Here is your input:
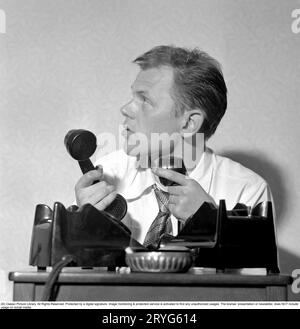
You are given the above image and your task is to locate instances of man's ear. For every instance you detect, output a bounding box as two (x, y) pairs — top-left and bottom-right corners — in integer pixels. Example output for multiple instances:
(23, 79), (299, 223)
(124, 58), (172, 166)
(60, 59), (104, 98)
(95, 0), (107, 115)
(180, 109), (204, 136)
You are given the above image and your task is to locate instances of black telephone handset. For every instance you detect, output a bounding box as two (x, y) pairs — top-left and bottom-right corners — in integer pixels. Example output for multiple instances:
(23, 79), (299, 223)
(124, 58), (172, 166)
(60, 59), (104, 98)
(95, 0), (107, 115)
(64, 129), (127, 221)
(153, 155), (187, 236)
(154, 155), (187, 187)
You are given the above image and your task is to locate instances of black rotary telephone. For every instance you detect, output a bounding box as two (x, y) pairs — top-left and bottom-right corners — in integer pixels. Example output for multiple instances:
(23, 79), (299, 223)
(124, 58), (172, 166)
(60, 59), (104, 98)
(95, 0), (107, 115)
(29, 129), (280, 276)
(29, 129), (135, 271)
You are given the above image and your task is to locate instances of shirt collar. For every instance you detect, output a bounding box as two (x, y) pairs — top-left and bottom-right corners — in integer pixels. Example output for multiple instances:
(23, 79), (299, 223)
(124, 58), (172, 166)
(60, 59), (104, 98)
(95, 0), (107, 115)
(118, 156), (156, 200)
(189, 147), (214, 193)
(119, 147), (215, 200)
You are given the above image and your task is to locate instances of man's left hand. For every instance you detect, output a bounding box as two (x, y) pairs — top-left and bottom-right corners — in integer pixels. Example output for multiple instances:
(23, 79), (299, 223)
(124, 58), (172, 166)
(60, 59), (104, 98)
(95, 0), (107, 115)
(152, 167), (216, 221)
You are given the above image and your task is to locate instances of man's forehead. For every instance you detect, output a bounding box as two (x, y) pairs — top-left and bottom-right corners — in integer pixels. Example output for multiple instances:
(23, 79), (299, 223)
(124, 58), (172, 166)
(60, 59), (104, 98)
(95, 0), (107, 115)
(131, 66), (174, 92)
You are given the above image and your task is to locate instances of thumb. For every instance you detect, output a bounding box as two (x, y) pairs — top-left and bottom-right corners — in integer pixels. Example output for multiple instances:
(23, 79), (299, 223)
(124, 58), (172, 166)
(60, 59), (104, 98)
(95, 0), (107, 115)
(95, 164), (103, 175)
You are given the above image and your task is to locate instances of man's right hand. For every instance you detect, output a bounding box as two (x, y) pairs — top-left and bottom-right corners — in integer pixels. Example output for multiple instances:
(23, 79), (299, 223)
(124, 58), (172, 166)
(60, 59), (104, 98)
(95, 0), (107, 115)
(75, 166), (117, 211)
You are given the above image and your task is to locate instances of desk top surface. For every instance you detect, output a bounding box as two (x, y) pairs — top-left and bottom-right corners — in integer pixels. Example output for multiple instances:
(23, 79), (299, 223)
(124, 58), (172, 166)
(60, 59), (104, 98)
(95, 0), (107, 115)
(9, 268), (292, 286)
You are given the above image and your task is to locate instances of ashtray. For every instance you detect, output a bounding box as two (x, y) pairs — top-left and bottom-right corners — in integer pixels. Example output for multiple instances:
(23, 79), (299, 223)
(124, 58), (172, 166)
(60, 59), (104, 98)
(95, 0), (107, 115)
(125, 246), (193, 273)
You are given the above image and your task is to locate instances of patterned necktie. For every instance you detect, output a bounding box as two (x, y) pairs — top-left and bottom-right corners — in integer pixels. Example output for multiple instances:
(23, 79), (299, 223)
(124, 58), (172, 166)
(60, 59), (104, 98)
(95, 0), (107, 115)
(143, 185), (172, 249)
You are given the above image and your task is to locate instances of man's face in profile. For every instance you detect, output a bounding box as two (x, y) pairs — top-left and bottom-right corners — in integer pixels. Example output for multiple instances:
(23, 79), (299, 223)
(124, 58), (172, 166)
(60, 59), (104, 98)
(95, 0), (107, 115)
(121, 65), (184, 161)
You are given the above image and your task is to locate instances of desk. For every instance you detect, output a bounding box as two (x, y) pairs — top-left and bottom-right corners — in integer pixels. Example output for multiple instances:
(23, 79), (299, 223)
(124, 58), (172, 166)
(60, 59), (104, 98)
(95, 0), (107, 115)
(9, 268), (292, 301)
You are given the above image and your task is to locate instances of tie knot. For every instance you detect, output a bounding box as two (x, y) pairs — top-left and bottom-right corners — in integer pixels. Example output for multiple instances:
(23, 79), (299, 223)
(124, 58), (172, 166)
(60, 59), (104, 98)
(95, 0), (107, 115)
(154, 185), (169, 213)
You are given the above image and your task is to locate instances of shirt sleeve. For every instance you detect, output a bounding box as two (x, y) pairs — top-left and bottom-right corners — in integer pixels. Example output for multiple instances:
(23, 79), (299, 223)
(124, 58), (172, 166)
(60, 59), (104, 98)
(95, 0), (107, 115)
(241, 181), (272, 206)
(240, 180), (276, 221)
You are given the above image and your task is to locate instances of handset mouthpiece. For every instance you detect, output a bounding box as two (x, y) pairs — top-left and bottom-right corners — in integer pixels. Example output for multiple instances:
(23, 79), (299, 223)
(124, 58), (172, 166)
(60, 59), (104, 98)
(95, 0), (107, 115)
(154, 156), (187, 187)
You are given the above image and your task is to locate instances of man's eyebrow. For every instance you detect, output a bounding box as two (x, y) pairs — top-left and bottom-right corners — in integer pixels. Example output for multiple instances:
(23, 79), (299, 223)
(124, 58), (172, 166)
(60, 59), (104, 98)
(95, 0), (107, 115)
(131, 86), (151, 97)
(131, 87), (156, 105)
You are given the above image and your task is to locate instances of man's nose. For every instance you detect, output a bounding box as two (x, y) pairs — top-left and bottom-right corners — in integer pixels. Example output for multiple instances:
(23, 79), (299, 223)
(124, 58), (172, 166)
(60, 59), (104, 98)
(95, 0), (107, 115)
(120, 100), (136, 119)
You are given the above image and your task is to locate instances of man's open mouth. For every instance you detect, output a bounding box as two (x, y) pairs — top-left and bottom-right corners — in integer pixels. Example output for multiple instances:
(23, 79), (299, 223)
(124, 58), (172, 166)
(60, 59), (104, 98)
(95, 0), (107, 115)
(122, 125), (134, 137)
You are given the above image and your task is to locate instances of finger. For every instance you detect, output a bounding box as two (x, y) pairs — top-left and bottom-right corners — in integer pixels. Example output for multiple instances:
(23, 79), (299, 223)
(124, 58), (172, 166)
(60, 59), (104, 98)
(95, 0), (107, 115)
(168, 204), (186, 221)
(168, 195), (179, 205)
(152, 167), (188, 186)
(168, 203), (176, 215)
(166, 185), (182, 195)
(85, 183), (115, 203)
(95, 165), (103, 174)
(75, 169), (103, 190)
(94, 191), (118, 211)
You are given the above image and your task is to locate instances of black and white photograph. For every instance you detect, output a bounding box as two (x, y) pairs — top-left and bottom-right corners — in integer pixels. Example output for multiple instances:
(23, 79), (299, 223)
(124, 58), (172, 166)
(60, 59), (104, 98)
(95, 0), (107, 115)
(0, 0), (299, 319)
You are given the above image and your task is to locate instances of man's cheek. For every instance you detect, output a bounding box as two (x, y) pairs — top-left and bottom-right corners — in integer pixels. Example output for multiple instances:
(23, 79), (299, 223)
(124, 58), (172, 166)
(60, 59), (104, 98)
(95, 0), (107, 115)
(151, 118), (173, 133)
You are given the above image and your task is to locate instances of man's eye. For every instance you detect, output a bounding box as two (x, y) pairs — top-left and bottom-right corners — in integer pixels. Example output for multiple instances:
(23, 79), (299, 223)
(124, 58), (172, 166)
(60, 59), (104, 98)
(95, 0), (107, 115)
(136, 94), (153, 107)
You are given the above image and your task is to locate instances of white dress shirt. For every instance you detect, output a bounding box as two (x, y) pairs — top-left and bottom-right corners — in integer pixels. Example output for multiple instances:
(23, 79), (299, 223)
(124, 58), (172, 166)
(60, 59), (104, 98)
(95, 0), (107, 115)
(94, 147), (273, 244)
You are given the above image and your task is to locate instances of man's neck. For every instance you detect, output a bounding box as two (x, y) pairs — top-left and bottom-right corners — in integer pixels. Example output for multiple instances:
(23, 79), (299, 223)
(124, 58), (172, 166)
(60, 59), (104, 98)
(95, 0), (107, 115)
(135, 135), (205, 173)
(179, 136), (205, 175)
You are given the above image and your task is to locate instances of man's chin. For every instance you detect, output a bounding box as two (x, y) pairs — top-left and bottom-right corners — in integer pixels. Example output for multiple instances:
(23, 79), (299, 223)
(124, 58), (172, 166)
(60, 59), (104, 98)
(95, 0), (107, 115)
(122, 142), (146, 157)
(122, 143), (152, 168)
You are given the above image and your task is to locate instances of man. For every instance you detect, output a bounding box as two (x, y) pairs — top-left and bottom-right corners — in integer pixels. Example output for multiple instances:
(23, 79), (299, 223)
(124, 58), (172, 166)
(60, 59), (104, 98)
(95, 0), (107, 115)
(75, 45), (273, 245)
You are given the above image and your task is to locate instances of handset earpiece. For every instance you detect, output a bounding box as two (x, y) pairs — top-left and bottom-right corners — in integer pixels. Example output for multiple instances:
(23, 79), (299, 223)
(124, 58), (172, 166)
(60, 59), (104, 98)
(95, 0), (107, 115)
(64, 129), (97, 174)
